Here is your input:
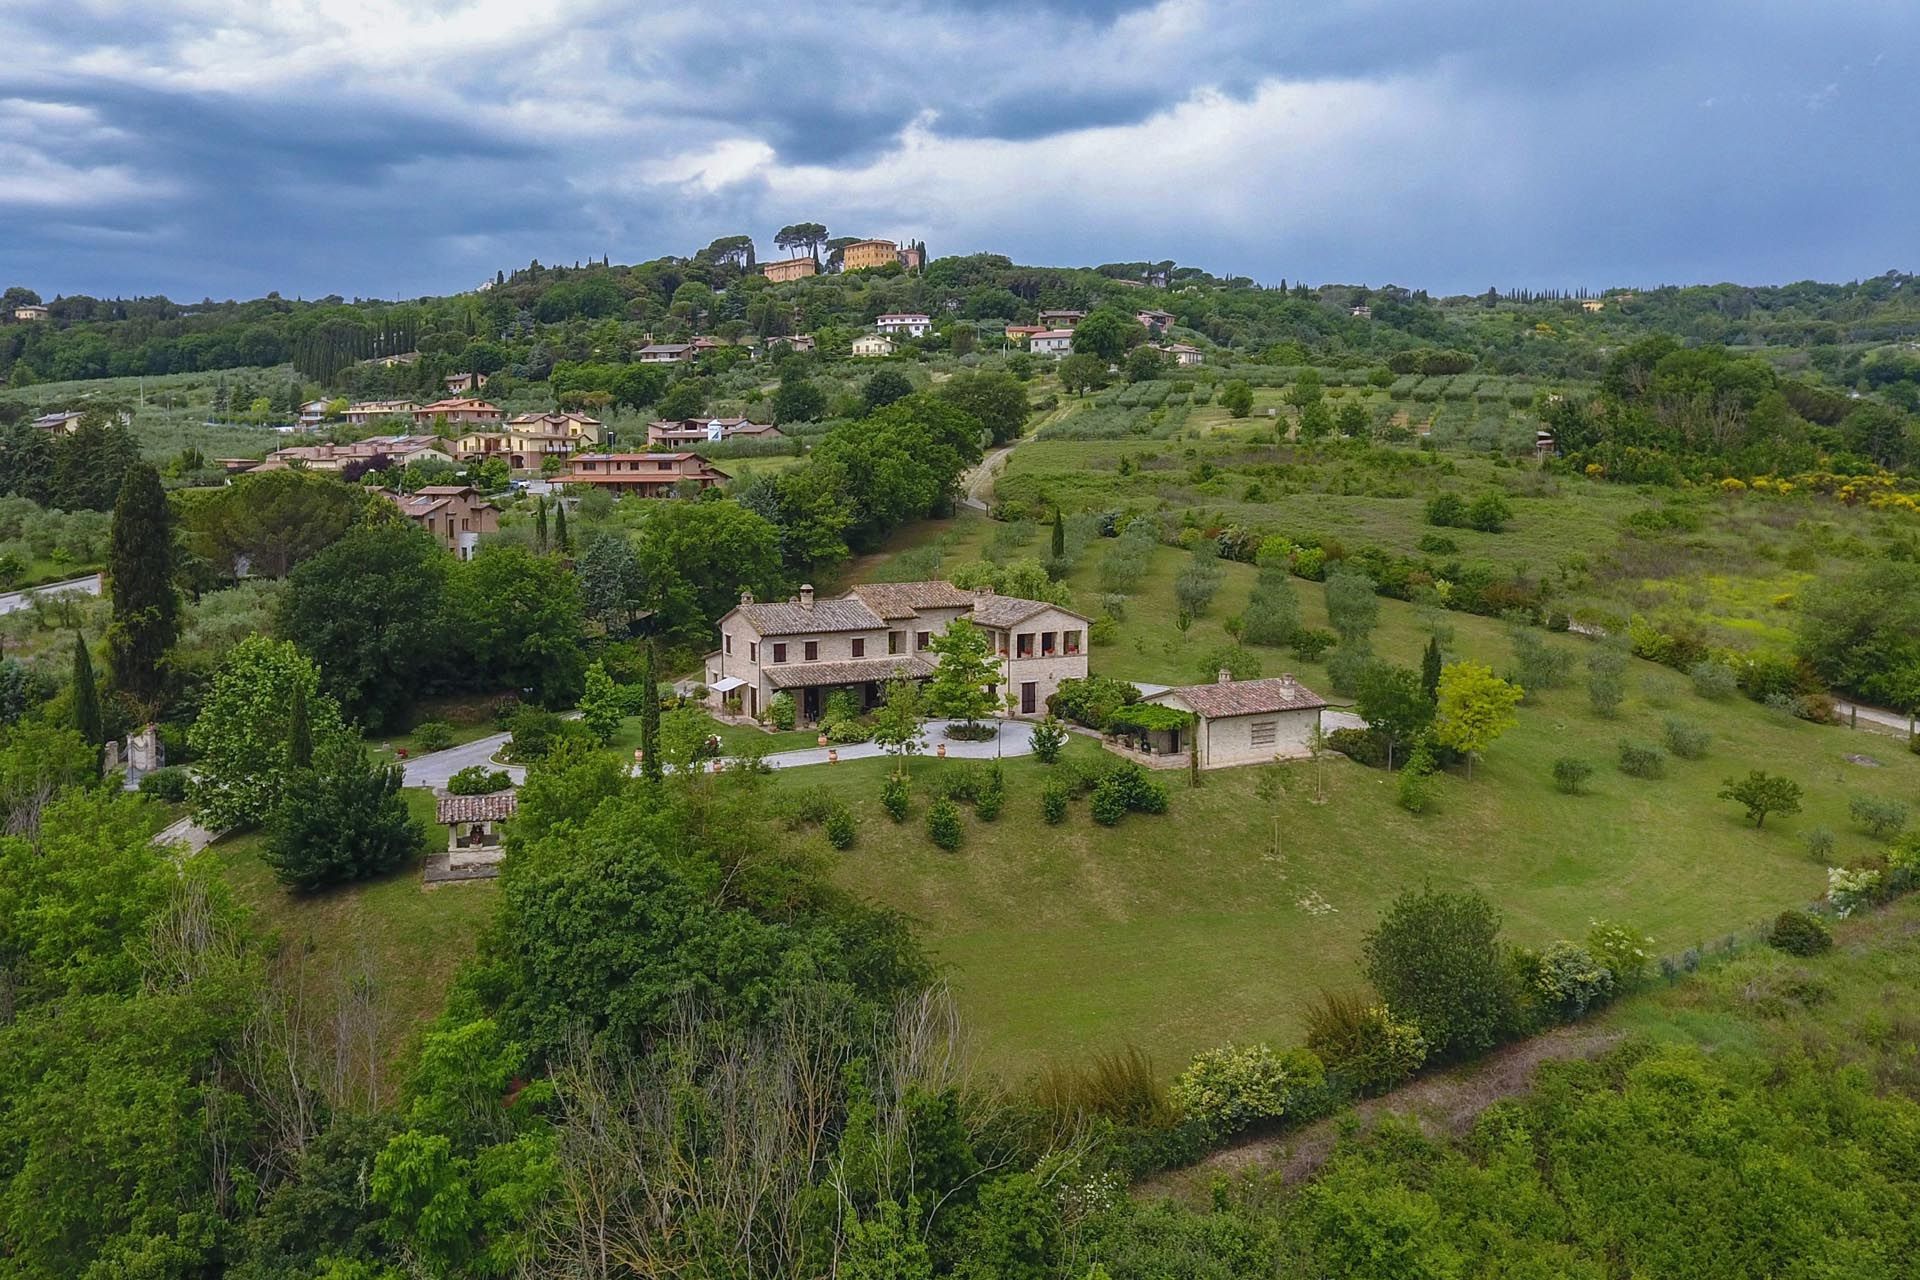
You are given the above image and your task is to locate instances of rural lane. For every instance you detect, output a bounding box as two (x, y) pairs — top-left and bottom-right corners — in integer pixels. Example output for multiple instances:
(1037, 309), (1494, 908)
(0, 572), (101, 616)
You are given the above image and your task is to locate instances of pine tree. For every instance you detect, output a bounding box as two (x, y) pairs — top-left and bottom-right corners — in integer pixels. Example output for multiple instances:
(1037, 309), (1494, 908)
(640, 640), (662, 783)
(71, 632), (103, 748)
(554, 500), (571, 554)
(534, 496), (550, 555)
(1421, 635), (1444, 703)
(1051, 509), (1066, 560)
(105, 463), (179, 703)
(288, 681), (313, 769)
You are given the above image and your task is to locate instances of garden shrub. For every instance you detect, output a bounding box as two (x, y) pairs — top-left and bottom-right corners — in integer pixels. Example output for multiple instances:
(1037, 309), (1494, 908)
(1416, 532), (1458, 555)
(1617, 741), (1666, 779)
(507, 706), (564, 760)
(927, 798), (963, 850)
(412, 720), (455, 752)
(881, 775), (909, 822)
(1029, 715), (1067, 764)
(1767, 909), (1832, 956)
(1168, 1043), (1327, 1138)
(1327, 727), (1387, 768)
(447, 765), (512, 795)
(1801, 826), (1836, 861)
(1465, 492), (1513, 532)
(824, 807), (856, 850)
(1662, 718), (1711, 760)
(1425, 493), (1468, 527)
(767, 692), (796, 731)
(827, 718), (872, 745)
(1826, 865), (1880, 917)
(975, 765), (1005, 821)
(1586, 920), (1653, 988)
(1526, 941), (1615, 1020)
(1849, 794), (1908, 840)
(1041, 780), (1069, 824)
(943, 720), (997, 741)
(1396, 749), (1436, 814)
(137, 765), (191, 803)
(1552, 756), (1593, 795)
(1304, 993), (1428, 1095)
(1090, 779), (1128, 826)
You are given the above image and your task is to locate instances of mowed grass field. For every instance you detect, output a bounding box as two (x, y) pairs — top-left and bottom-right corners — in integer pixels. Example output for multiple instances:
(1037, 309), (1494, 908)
(807, 515), (1920, 1078)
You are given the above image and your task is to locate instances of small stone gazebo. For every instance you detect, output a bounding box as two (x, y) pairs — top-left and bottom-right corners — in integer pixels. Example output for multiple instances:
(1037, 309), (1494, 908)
(428, 791), (518, 884)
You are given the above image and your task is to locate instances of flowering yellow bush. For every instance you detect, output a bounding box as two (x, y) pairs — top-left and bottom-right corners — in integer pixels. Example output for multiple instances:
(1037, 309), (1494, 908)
(1719, 477), (1748, 493)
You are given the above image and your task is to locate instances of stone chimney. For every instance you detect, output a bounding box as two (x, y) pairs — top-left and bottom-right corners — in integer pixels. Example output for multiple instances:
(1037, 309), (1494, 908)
(1217, 668), (1234, 685)
(799, 584), (815, 608)
(740, 589), (754, 606)
(1281, 672), (1296, 687)
(975, 584), (995, 597)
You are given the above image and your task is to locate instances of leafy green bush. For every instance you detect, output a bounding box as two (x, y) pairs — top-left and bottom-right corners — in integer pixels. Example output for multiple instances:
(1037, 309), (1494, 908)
(1662, 718), (1712, 759)
(1552, 756), (1593, 795)
(881, 775), (909, 822)
(766, 692), (796, 731)
(942, 720), (998, 742)
(1168, 1043), (1326, 1138)
(1089, 761), (1168, 826)
(1465, 493), (1513, 532)
(1689, 660), (1739, 701)
(975, 765), (1005, 821)
(1802, 826), (1836, 861)
(1029, 715), (1067, 764)
(1416, 532), (1458, 555)
(1364, 886), (1519, 1060)
(1396, 752), (1436, 814)
(136, 765), (190, 803)
(1041, 780), (1068, 824)
(1618, 741), (1666, 779)
(827, 718), (871, 745)
(411, 720), (455, 752)
(1090, 780), (1128, 826)
(1425, 493), (1468, 527)
(1288, 627), (1336, 660)
(448, 765), (512, 795)
(824, 807), (856, 850)
(1849, 794), (1908, 840)
(927, 798), (962, 850)
(1586, 920), (1653, 988)
(1767, 909), (1832, 956)
(1304, 993), (1428, 1095)
(1327, 726), (1387, 768)
(1526, 941), (1615, 1019)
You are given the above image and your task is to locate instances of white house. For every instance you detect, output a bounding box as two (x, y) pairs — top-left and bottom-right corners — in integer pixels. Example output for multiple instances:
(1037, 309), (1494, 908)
(1143, 671), (1327, 769)
(875, 313), (932, 338)
(1029, 329), (1075, 358)
(297, 399), (330, 429)
(1159, 343), (1204, 367)
(852, 334), (896, 358)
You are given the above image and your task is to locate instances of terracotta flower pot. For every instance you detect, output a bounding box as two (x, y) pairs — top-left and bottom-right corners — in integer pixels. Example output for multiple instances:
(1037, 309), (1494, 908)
(828, 749), (839, 764)
(937, 743), (947, 758)
(817, 734), (830, 747)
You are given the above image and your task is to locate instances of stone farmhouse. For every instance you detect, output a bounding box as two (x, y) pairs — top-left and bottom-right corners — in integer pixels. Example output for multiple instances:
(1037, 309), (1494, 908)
(1142, 672), (1328, 769)
(704, 580), (1090, 725)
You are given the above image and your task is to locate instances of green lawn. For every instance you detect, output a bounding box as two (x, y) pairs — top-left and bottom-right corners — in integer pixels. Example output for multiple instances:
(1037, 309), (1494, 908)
(202, 788), (497, 1084)
(607, 708), (821, 756)
(813, 518), (1920, 1078)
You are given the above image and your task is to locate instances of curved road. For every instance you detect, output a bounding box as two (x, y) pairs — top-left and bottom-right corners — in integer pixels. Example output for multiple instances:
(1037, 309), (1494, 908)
(0, 572), (101, 616)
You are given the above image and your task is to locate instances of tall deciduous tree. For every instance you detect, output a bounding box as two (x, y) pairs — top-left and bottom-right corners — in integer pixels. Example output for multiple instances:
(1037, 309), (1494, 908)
(1432, 661), (1523, 779)
(104, 463), (179, 704)
(923, 620), (998, 727)
(188, 636), (347, 830)
(1364, 886), (1517, 1060)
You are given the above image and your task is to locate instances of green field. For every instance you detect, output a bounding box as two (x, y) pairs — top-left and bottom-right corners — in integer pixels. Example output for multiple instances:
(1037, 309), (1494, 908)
(810, 510), (1920, 1077)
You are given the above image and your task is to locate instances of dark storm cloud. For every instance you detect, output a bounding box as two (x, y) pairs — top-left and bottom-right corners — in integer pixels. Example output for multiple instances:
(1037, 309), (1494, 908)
(0, 0), (1914, 299)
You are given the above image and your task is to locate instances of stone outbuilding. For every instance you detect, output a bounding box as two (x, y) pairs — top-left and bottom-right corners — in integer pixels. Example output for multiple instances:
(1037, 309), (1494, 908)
(1143, 672), (1328, 770)
(431, 791), (517, 881)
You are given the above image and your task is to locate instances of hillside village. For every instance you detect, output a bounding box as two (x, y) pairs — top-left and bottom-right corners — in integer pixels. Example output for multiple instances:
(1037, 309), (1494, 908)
(2, 228), (1920, 1278)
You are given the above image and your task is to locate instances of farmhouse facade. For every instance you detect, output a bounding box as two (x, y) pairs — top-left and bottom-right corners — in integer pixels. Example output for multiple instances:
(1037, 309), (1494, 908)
(1144, 672), (1327, 769)
(704, 580), (1090, 724)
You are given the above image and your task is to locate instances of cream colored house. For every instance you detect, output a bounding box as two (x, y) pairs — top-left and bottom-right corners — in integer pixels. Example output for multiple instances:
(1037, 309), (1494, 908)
(705, 580), (1090, 724)
(841, 238), (906, 272)
(455, 412), (602, 467)
(1159, 342), (1204, 366)
(851, 334), (895, 358)
(763, 257), (818, 282)
(344, 400), (419, 428)
(1143, 672), (1327, 769)
(412, 398), (504, 428)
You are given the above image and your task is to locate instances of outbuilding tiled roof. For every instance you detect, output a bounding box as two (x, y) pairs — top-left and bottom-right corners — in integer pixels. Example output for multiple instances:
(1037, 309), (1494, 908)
(1154, 675), (1328, 719)
(764, 655), (935, 689)
(848, 580), (978, 619)
(968, 593), (1089, 628)
(436, 792), (518, 824)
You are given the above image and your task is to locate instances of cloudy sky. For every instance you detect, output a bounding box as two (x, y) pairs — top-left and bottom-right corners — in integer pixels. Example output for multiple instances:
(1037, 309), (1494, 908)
(2, 0), (1913, 302)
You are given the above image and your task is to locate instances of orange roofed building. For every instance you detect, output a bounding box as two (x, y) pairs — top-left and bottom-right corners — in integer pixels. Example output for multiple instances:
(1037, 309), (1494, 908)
(552, 452), (729, 497)
(380, 485), (499, 559)
(412, 398), (505, 428)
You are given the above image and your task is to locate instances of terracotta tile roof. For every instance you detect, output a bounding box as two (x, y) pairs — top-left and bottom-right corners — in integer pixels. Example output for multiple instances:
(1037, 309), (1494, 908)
(436, 791), (518, 823)
(967, 593), (1089, 628)
(765, 655), (935, 689)
(848, 580), (977, 619)
(1153, 676), (1328, 719)
(737, 596), (885, 636)
(416, 398), (500, 414)
(1030, 329), (1076, 341)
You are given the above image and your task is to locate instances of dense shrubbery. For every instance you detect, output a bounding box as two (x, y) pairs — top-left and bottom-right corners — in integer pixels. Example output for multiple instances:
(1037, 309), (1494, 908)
(1168, 1043), (1327, 1139)
(1767, 908), (1832, 955)
(448, 764), (513, 794)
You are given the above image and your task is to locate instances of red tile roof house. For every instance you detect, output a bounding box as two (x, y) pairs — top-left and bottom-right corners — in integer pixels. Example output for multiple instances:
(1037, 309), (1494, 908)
(381, 484), (500, 559)
(703, 581), (1090, 725)
(1029, 329), (1076, 357)
(411, 398), (505, 428)
(1141, 671), (1328, 769)
(551, 452), (729, 497)
(244, 434), (450, 473)
(645, 417), (785, 446)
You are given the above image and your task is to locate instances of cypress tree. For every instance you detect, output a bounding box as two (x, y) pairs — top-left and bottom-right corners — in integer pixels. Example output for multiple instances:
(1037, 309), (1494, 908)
(1051, 509), (1066, 561)
(640, 640), (662, 783)
(1421, 635), (1444, 704)
(71, 632), (103, 748)
(554, 501), (571, 554)
(534, 496), (549, 555)
(288, 681), (313, 769)
(105, 462), (179, 703)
